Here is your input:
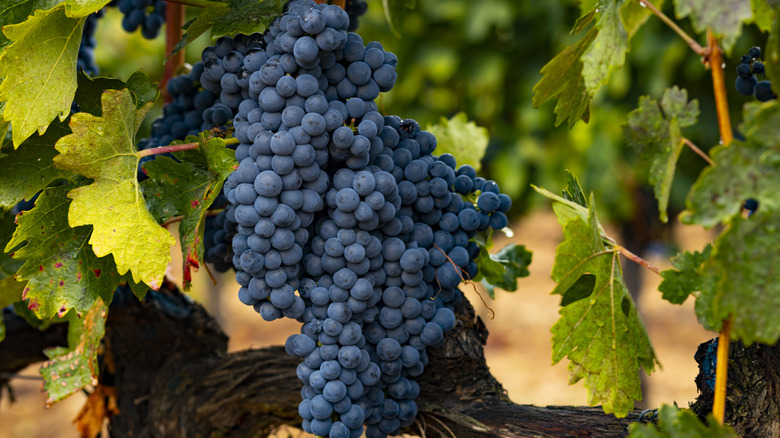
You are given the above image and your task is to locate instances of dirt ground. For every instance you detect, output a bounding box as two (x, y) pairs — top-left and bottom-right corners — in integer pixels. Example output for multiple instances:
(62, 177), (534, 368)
(0, 211), (716, 438)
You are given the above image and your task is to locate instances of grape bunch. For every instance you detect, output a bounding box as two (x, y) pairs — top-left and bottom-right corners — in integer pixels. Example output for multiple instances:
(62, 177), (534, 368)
(735, 46), (776, 102)
(116, 0), (166, 39)
(213, 1), (513, 436)
(78, 10), (104, 77)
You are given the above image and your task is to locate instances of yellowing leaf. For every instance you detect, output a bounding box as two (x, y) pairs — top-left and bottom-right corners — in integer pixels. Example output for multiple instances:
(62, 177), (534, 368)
(0, 5), (83, 147)
(53, 89), (173, 289)
(40, 298), (108, 406)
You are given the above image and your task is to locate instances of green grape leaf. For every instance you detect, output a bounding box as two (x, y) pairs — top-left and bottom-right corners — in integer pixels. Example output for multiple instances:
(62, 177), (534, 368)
(538, 187), (657, 417)
(621, 0), (662, 37)
(0, 277), (26, 343)
(0, 119), (73, 209)
(61, 0), (110, 18)
(0, 5), (84, 147)
(695, 211), (780, 345)
(477, 243), (532, 298)
(673, 0), (752, 51)
(628, 405), (740, 437)
(658, 244), (712, 305)
(0, 0), (60, 52)
(53, 89), (174, 289)
(141, 136), (237, 289)
(739, 100), (780, 148)
(766, 15), (780, 88)
(382, 0), (416, 37)
(171, 0), (283, 56)
(682, 141), (780, 227)
(562, 169), (589, 208)
(532, 27), (597, 128)
(581, 0), (628, 95)
(4, 185), (124, 319)
(751, 0), (775, 32)
(73, 70), (158, 116)
(626, 86), (699, 223)
(0, 210), (24, 278)
(425, 112), (489, 172)
(40, 298), (108, 406)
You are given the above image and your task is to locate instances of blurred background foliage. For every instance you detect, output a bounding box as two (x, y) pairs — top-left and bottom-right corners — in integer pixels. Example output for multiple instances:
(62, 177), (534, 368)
(94, 0), (768, 237)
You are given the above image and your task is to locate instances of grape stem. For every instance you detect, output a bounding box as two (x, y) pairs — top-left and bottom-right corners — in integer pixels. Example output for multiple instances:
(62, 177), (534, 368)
(682, 137), (715, 167)
(707, 30), (734, 146)
(638, 0), (709, 56)
(707, 28), (734, 426)
(137, 137), (240, 158)
(162, 2), (186, 104)
(614, 244), (662, 276)
(713, 316), (732, 424)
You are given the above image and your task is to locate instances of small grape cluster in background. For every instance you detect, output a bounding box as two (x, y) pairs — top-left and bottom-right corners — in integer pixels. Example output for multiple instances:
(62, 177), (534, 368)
(735, 46), (776, 102)
(117, 0), (167, 39)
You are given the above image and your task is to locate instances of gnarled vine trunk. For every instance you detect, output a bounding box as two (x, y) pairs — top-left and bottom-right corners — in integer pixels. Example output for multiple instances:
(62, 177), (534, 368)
(2, 288), (778, 437)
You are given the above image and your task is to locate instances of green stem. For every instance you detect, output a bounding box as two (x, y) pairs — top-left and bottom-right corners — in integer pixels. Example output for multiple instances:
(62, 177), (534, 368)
(639, 0), (708, 56)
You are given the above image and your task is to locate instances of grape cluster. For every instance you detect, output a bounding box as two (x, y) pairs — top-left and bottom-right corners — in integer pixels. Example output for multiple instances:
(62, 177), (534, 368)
(216, 2), (512, 436)
(78, 10), (104, 77)
(345, 0), (368, 31)
(117, 0), (166, 39)
(735, 46), (776, 102)
(203, 193), (236, 272)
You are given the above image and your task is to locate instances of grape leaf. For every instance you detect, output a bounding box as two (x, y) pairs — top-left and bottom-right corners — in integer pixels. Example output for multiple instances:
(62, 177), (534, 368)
(682, 141), (780, 227)
(426, 112), (489, 172)
(382, 0), (416, 37)
(0, 0), (61, 52)
(562, 169), (589, 208)
(53, 88), (174, 290)
(628, 404), (739, 437)
(0, 5), (84, 147)
(141, 136), (237, 289)
(626, 86), (699, 223)
(40, 297), (108, 406)
(171, 0), (283, 57)
(621, 0), (662, 37)
(0, 119), (73, 209)
(532, 27), (596, 128)
(581, 0), (628, 95)
(537, 187), (657, 417)
(658, 244), (711, 305)
(73, 70), (158, 117)
(766, 15), (780, 88)
(0, 209), (23, 278)
(673, 0), (752, 51)
(4, 185), (124, 319)
(695, 211), (780, 345)
(61, 0), (110, 18)
(751, 0), (775, 32)
(476, 243), (532, 298)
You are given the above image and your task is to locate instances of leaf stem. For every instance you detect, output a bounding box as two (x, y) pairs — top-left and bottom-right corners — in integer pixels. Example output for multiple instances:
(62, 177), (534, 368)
(137, 137), (239, 158)
(713, 316), (732, 424)
(707, 30), (734, 146)
(162, 2), (186, 104)
(638, 0), (708, 56)
(614, 244), (662, 276)
(682, 137), (715, 167)
(137, 142), (200, 157)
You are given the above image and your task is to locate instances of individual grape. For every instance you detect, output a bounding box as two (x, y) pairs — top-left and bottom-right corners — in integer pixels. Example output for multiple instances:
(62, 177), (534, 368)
(749, 46), (761, 59)
(736, 75), (758, 96)
(754, 80), (776, 102)
(753, 61), (765, 75)
(736, 63), (752, 78)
